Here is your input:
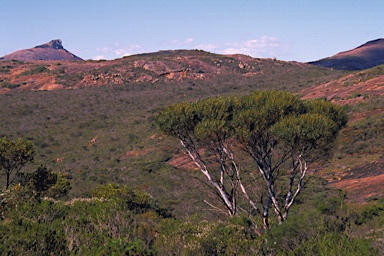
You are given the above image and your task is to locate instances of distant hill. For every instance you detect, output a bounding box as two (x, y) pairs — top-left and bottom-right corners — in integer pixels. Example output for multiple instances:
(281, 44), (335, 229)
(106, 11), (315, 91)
(0, 39), (82, 61)
(309, 39), (384, 70)
(0, 49), (344, 93)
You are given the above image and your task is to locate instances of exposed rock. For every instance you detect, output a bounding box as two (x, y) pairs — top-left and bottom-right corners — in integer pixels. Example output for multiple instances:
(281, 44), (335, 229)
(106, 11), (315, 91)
(35, 39), (64, 49)
(0, 49), (338, 93)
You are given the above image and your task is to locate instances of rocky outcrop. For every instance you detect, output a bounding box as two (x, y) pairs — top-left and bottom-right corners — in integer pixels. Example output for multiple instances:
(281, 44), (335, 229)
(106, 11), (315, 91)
(0, 49), (330, 93)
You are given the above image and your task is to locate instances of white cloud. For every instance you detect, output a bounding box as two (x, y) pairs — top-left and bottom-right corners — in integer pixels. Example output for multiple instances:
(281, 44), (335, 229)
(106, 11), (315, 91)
(90, 36), (289, 60)
(170, 39), (179, 44)
(194, 43), (219, 52)
(220, 36), (289, 58)
(94, 44), (145, 59)
(185, 38), (194, 44)
(164, 38), (194, 48)
(96, 47), (111, 53)
(114, 45), (143, 57)
(92, 55), (105, 60)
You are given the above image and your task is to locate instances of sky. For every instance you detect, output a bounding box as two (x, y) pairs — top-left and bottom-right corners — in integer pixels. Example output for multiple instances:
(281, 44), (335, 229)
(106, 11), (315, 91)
(1, 1), (383, 62)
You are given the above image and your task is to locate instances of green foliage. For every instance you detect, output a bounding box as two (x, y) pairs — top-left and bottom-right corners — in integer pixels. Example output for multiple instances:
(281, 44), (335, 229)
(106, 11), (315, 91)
(305, 98), (348, 129)
(270, 113), (339, 157)
(1, 81), (20, 89)
(0, 184), (169, 255)
(44, 172), (71, 199)
(0, 216), (68, 255)
(0, 174), (381, 255)
(156, 90), (347, 226)
(154, 216), (262, 255)
(19, 65), (49, 76)
(233, 91), (306, 141)
(356, 201), (384, 225)
(290, 232), (378, 256)
(27, 165), (58, 193)
(0, 65), (12, 74)
(92, 183), (171, 217)
(155, 102), (200, 138)
(337, 112), (384, 156)
(0, 165), (71, 219)
(0, 60), (382, 254)
(83, 238), (152, 255)
(0, 137), (35, 189)
(194, 96), (243, 142)
(260, 188), (380, 255)
(19, 165), (71, 199)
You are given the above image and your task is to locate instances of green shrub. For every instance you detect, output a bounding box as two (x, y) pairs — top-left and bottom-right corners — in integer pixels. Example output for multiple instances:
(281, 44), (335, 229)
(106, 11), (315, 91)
(0, 66), (11, 74)
(1, 81), (20, 89)
(357, 203), (384, 225)
(291, 232), (379, 256)
(19, 65), (48, 76)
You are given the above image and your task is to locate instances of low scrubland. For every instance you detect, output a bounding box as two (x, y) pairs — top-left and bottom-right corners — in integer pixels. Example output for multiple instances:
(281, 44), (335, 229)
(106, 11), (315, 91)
(0, 62), (383, 254)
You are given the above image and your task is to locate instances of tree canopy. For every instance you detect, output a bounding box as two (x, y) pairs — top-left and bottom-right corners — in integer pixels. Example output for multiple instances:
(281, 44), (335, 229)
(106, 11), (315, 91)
(0, 137), (35, 189)
(156, 90), (347, 229)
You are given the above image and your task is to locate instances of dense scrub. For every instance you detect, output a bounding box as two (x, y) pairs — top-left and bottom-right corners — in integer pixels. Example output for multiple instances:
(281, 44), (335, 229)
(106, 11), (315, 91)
(0, 177), (381, 255)
(0, 66), (383, 253)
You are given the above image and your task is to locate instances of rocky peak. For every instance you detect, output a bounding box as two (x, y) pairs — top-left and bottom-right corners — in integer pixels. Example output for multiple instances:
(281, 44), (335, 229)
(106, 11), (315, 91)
(0, 39), (82, 61)
(34, 39), (64, 49)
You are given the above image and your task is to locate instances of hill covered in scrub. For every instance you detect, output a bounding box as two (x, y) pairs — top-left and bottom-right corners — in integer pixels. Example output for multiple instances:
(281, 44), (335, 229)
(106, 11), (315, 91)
(0, 40), (383, 254)
(0, 49), (345, 94)
(0, 43), (383, 204)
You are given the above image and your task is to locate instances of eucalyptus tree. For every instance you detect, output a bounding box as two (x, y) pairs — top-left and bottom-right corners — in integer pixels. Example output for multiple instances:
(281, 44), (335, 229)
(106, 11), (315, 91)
(233, 91), (347, 227)
(156, 96), (257, 216)
(0, 137), (35, 189)
(156, 90), (347, 229)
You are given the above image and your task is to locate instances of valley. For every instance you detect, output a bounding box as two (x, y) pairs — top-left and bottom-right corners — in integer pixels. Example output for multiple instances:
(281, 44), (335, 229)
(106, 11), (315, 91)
(0, 41), (383, 254)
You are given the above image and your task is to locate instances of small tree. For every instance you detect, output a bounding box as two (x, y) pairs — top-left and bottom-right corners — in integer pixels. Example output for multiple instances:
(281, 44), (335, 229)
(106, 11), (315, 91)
(156, 90), (347, 229)
(156, 97), (249, 215)
(233, 91), (347, 227)
(28, 165), (57, 194)
(0, 137), (35, 189)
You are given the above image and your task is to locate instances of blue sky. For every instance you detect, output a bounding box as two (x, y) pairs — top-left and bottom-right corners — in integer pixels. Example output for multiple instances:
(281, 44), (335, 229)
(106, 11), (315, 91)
(1, 1), (383, 62)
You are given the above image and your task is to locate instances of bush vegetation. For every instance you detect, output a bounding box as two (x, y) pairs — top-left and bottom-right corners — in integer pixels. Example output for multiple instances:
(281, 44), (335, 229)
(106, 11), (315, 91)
(0, 59), (382, 253)
(0, 175), (380, 255)
(18, 65), (49, 76)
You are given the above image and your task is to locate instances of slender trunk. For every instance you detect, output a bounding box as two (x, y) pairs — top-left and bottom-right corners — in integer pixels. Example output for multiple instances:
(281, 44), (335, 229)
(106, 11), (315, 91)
(238, 178), (261, 215)
(181, 139), (236, 215)
(263, 195), (271, 229)
(284, 164), (296, 221)
(267, 179), (283, 224)
(284, 156), (308, 220)
(225, 145), (261, 216)
(6, 172), (10, 189)
(283, 208), (289, 220)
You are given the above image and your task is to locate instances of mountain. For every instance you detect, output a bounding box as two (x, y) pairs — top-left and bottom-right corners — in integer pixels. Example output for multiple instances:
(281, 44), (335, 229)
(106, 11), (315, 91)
(0, 39), (82, 61)
(309, 38), (384, 70)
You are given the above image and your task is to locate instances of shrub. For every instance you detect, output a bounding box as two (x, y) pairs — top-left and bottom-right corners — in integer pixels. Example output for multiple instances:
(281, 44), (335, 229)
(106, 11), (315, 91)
(19, 65), (48, 76)
(1, 81), (20, 89)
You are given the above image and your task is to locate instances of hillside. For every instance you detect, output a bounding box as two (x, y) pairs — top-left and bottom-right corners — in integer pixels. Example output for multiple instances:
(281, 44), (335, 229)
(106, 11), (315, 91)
(0, 47), (383, 254)
(0, 39), (82, 62)
(299, 65), (384, 202)
(0, 49), (347, 94)
(0, 46), (383, 200)
(0, 45), (382, 202)
(309, 39), (384, 70)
